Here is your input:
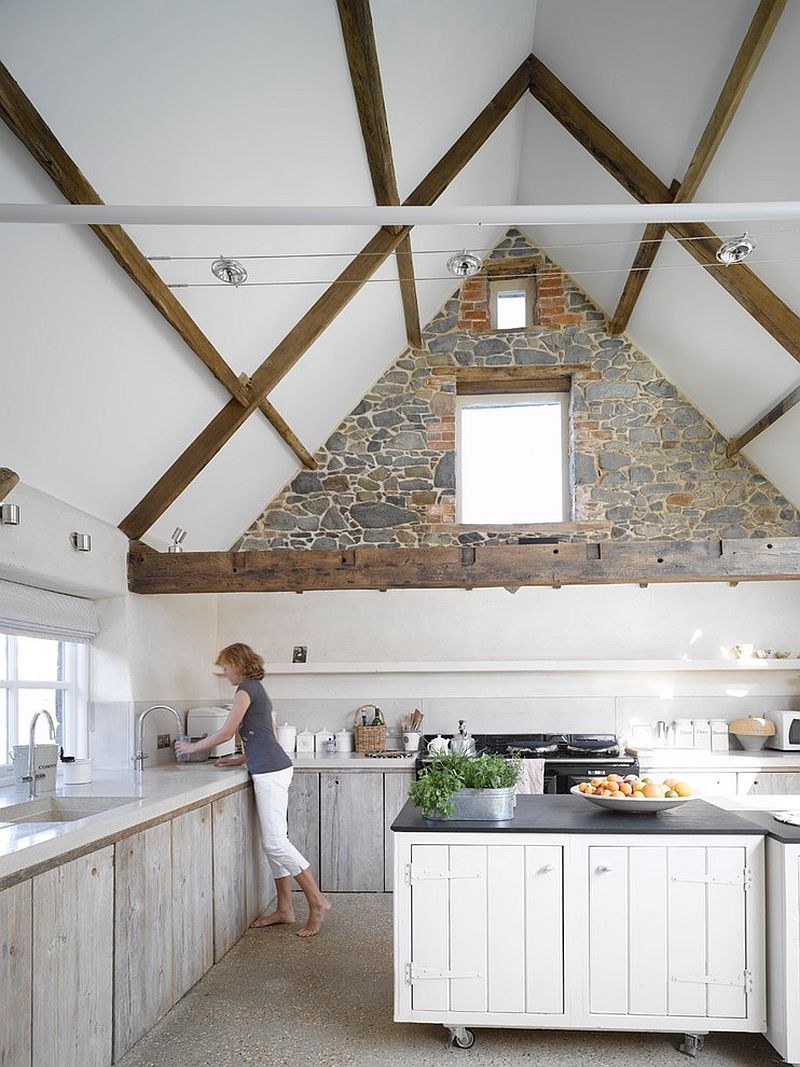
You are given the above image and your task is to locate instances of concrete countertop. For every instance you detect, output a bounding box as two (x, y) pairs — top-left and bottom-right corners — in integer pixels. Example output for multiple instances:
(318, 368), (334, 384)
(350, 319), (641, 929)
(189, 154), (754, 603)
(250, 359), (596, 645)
(629, 747), (800, 771)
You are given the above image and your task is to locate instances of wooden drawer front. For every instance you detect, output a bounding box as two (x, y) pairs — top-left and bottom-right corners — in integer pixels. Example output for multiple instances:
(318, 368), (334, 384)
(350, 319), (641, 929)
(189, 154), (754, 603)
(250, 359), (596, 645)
(589, 846), (748, 1019)
(738, 771), (800, 796)
(409, 844), (564, 1016)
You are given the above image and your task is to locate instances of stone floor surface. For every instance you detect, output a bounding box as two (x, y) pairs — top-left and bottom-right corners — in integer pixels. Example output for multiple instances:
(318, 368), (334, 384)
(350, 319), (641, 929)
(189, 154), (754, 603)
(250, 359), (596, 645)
(117, 894), (783, 1067)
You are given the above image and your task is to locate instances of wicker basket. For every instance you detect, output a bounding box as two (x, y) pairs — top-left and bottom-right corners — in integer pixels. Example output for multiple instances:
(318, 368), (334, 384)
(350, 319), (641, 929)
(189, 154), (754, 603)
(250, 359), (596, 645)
(353, 704), (386, 752)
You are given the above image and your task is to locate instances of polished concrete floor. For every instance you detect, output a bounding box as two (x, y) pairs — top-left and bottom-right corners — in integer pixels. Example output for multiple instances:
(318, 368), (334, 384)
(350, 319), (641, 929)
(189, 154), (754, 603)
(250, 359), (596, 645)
(117, 894), (783, 1067)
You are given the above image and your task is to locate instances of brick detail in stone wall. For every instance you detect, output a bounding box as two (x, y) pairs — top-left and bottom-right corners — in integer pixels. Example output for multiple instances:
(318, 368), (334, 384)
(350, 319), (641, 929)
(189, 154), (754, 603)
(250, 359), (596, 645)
(234, 228), (800, 550)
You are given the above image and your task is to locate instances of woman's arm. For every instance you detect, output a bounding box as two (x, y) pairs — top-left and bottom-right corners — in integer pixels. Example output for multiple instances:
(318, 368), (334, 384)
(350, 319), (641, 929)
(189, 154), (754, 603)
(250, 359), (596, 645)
(175, 691), (250, 756)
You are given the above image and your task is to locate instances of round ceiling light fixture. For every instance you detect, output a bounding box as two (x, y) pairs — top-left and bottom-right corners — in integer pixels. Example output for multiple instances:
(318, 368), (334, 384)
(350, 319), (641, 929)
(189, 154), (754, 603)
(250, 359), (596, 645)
(211, 255), (248, 286)
(446, 249), (483, 277)
(715, 231), (757, 265)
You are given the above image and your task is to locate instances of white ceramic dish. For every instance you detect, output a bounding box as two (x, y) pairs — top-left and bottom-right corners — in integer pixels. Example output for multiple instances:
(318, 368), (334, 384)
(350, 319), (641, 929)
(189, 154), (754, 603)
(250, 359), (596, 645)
(569, 784), (696, 814)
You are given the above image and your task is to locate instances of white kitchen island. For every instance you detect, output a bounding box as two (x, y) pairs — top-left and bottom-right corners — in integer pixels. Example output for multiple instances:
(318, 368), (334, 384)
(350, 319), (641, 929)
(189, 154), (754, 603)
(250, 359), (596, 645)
(391, 796), (767, 1055)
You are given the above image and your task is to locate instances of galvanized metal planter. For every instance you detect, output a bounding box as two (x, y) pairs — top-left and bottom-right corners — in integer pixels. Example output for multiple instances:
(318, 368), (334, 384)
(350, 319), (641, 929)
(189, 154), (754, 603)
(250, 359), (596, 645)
(426, 786), (516, 821)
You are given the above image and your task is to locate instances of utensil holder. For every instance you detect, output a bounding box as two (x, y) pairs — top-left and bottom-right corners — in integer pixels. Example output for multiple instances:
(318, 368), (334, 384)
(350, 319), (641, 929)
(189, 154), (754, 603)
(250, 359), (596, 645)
(353, 705), (386, 752)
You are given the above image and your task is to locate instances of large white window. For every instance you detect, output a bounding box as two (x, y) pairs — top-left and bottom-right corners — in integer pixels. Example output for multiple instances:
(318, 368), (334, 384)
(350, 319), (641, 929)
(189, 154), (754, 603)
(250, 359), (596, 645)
(457, 393), (569, 523)
(0, 633), (90, 770)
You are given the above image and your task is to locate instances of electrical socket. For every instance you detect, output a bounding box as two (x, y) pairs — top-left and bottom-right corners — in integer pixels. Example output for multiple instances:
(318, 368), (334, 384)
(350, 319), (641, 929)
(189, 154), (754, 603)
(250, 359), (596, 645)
(156, 734), (172, 749)
(292, 646), (308, 663)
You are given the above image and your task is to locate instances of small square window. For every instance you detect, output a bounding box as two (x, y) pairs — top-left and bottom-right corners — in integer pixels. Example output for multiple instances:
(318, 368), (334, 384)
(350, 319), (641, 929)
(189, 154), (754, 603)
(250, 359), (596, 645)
(489, 274), (537, 330)
(496, 290), (527, 329)
(457, 393), (569, 523)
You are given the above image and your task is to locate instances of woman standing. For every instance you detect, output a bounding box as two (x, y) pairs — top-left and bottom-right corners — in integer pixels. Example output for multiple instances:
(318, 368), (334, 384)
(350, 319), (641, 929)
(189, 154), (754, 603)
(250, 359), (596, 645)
(176, 642), (330, 938)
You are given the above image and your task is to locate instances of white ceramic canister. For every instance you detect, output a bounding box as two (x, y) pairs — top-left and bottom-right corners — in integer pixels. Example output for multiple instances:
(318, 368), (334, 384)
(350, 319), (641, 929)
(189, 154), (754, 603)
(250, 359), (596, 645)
(12, 744), (58, 792)
(691, 719), (711, 750)
(295, 729), (314, 754)
(710, 719), (730, 752)
(672, 719), (694, 748)
(276, 723), (296, 754)
(61, 758), (92, 785)
(335, 729), (354, 753)
(314, 728), (334, 754)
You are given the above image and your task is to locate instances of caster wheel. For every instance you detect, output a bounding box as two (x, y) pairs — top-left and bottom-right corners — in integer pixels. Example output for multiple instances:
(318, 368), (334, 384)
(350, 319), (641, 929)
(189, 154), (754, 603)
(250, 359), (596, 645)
(448, 1028), (476, 1050)
(679, 1034), (705, 1057)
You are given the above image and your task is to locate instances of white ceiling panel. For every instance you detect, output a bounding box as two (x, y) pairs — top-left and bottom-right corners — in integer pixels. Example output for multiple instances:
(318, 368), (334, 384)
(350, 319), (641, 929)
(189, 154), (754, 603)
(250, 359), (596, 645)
(743, 404), (800, 516)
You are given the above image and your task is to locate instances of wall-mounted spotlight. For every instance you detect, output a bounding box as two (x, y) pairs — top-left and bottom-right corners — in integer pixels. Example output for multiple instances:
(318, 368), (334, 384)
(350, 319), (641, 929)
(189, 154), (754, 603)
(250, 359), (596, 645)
(71, 532), (92, 552)
(168, 527), (188, 553)
(0, 503), (20, 525)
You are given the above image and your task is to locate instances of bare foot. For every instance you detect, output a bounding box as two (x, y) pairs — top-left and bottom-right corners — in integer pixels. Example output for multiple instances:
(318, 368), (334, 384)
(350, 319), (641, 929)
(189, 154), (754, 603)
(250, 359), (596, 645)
(251, 908), (295, 929)
(297, 898), (332, 938)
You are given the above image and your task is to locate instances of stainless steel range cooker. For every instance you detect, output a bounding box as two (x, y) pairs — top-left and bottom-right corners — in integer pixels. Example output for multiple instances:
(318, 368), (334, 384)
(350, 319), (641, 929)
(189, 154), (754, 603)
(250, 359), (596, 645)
(415, 732), (638, 794)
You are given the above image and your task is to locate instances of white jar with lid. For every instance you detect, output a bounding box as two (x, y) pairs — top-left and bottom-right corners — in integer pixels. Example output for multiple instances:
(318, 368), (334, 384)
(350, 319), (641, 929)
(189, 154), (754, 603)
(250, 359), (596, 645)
(710, 719), (729, 751)
(276, 723), (296, 754)
(335, 729), (354, 753)
(314, 728), (334, 754)
(295, 728), (314, 754)
(691, 719), (711, 750)
(672, 719), (694, 748)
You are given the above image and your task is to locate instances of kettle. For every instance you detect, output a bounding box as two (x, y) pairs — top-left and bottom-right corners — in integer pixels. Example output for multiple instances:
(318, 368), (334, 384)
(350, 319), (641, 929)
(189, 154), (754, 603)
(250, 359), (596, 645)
(449, 719), (476, 758)
(427, 735), (449, 756)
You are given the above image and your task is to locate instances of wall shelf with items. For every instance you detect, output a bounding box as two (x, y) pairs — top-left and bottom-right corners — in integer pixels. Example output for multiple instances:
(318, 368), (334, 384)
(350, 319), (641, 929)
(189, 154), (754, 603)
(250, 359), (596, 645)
(265, 658), (800, 675)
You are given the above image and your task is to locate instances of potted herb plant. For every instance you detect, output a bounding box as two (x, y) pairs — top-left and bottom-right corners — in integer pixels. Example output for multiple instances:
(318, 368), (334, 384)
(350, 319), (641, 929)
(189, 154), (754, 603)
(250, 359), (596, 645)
(409, 751), (521, 821)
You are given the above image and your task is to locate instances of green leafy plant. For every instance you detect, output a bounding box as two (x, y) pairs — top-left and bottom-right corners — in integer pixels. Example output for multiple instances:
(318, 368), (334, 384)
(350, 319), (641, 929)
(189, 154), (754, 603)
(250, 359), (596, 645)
(409, 752), (521, 818)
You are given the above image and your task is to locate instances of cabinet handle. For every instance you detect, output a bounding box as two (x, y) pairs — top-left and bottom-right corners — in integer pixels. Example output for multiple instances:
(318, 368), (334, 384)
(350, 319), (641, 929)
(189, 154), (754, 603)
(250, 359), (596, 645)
(538, 863), (555, 874)
(596, 865), (614, 873)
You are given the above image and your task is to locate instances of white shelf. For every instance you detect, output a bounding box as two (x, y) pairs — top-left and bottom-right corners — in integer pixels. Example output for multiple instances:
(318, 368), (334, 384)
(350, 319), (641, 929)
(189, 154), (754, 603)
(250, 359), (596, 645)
(264, 658), (800, 675)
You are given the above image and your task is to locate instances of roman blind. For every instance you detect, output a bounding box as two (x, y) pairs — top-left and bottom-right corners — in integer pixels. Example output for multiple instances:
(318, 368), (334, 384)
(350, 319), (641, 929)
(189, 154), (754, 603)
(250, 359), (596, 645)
(0, 579), (99, 642)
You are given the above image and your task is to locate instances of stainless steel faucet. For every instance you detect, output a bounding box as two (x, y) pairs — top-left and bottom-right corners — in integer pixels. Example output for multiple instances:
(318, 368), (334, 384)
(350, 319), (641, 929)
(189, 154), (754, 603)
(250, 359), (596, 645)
(22, 709), (58, 798)
(134, 705), (183, 772)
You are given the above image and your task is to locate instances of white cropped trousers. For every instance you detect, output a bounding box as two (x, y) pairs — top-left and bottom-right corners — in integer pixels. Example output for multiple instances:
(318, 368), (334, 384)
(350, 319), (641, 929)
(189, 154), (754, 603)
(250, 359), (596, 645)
(251, 766), (310, 880)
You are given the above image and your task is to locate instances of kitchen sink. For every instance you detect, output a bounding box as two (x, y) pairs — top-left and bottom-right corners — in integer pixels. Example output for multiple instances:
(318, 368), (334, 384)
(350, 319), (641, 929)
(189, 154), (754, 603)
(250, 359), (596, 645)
(0, 795), (134, 826)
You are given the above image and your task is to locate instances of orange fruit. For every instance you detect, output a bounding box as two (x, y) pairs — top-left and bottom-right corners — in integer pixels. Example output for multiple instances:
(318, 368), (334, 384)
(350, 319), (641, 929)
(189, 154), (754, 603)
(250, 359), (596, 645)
(642, 783), (660, 798)
(674, 782), (692, 797)
(619, 782), (633, 795)
(632, 790), (645, 799)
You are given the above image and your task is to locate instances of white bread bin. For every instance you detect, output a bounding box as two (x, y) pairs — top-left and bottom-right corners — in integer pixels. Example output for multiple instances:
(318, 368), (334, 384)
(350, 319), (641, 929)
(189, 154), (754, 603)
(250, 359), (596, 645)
(186, 707), (236, 757)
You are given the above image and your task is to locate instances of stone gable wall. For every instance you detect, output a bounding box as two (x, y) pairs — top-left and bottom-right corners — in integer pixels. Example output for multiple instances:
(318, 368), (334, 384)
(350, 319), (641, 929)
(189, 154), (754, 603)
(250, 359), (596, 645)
(235, 229), (800, 550)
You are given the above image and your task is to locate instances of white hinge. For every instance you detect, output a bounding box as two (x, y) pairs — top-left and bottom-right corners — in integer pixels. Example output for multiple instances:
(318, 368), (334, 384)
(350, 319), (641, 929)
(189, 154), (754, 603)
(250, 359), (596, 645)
(405, 863), (482, 885)
(671, 970), (753, 993)
(670, 867), (752, 890)
(405, 962), (482, 984)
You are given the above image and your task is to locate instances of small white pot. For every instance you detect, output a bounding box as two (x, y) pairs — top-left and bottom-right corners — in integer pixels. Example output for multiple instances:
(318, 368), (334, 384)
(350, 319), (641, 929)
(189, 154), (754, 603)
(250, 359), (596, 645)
(60, 758), (92, 785)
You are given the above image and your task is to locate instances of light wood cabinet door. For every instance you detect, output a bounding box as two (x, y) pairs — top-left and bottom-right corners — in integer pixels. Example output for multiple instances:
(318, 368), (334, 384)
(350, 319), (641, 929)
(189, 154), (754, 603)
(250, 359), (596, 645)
(384, 771), (414, 891)
(114, 822), (173, 1060)
(244, 786), (275, 923)
(738, 771), (800, 795)
(0, 879), (32, 1067)
(172, 804), (214, 1000)
(288, 771), (320, 889)
(320, 771), (384, 891)
(33, 846), (114, 1067)
(212, 790), (248, 961)
(588, 844), (749, 1019)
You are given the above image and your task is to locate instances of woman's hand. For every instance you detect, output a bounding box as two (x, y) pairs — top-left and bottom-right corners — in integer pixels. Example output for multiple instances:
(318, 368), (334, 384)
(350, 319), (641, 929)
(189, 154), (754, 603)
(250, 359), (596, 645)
(213, 754), (245, 768)
(175, 739), (196, 756)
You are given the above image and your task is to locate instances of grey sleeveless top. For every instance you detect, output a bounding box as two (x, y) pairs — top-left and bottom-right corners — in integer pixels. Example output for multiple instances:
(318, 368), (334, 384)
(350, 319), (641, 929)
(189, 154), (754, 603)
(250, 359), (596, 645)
(237, 679), (292, 774)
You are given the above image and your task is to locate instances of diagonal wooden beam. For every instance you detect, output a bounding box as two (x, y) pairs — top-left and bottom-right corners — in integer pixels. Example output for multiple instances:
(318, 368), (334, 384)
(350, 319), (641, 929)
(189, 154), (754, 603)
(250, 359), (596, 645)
(120, 57), (532, 539)
(610, 0), (785, 333)
(336, 0), (421, 347)
(527, 53), (800, 366)
(0, 58), (318, 471)
(726, 381), (800, 457)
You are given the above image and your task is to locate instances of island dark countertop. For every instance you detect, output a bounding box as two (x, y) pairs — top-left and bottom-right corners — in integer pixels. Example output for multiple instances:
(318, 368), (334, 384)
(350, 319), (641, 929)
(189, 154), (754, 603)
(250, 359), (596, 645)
(391, 795), (768, 835)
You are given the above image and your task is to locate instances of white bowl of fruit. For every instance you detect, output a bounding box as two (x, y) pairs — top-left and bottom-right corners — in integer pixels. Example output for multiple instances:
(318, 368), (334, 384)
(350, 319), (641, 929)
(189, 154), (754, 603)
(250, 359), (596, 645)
(570, 774), (695, 813)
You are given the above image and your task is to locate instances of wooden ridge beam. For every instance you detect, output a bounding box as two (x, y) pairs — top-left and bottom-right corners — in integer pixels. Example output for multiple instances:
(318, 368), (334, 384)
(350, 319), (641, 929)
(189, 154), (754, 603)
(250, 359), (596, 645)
(527, 53), (800, 367)
(336, 0), (421, 346)
(120, 57), (533, 539)
(726, 381), (800, 457)
(128, 537), (800, 594)
(0, 468), (19, 502)
(611, 0), (785, 333)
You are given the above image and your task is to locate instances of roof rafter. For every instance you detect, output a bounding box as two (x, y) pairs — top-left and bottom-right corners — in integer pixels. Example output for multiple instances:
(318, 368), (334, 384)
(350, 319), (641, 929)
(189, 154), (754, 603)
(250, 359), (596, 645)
(0, 59), (317, 472)
(527, 54), (800, 368)
(120, 56), (533, 540)
(336, 0), (421, 348)
(610, 0), (786, 334)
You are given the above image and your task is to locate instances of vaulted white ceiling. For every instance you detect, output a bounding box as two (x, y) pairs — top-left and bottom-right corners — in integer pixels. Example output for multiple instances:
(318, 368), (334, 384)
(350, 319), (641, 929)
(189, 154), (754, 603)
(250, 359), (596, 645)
(1, 0), (799, 550)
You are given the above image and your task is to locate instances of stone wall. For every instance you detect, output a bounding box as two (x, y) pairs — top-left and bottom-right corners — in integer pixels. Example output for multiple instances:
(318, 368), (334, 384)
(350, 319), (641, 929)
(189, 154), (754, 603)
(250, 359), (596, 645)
(236, 229), (800, 550)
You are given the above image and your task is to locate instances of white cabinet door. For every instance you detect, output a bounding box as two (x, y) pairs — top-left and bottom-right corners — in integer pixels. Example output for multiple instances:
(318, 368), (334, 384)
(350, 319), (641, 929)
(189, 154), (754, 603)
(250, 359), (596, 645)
(588, 845), (748, 1019)
(384, 772), (414, 891)
(738, 771), (800, 795)
(32, 846), (114, 1067)
(0, 879), (32, 1067)
(409, 843), (564, 1015)
(676, 773), (738, 797)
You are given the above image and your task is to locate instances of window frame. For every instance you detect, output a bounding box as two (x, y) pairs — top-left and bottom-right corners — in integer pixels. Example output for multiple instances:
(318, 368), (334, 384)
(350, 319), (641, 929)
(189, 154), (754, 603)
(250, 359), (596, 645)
(0, 633), (90, 780)
(489, 275), (537, 330)
(455, 390), (571, 525)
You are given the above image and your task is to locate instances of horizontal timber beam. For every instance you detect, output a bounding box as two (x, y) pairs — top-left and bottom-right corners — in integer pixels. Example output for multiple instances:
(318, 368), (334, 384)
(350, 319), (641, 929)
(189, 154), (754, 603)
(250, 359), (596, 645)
(127, 537), (800, 594)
